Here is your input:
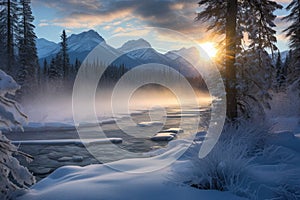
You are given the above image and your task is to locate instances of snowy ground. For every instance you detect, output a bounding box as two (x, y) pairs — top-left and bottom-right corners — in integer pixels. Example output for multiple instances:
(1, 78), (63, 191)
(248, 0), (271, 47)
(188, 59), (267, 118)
(16, 128), (246, 200)
(18, 160), (245, 200)
(17, 121), (300, 200)
(14, 93), (300, 200)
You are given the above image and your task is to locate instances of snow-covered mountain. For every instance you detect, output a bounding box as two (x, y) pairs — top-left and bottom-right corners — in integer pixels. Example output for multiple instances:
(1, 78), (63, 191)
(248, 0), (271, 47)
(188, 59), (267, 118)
(37, 30), (105, 64)
(116, 39), (199, 76)
(36, 38), (59, 59)
(118, 38), (170, 65)
(165, 47), (201, 66)
(67, 30), (104, 53)
(165, 47), (201, 77)
(118, 38), (151, 53)
(37, 30), (201, 77)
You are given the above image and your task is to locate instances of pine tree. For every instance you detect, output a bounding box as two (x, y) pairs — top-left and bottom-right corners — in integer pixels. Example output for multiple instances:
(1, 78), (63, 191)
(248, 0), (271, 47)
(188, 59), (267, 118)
(43, 59), (48, 77)
(283, 0), (300, 60)
(0, 0), (20, 73)
(225, 0), (238, 120)
(284, 50), (292, 77)
(275, 51), (286, 90)
(240, 1), (281, 116)
(196, 0), (282, 119)
(74, 58), (81, 72)
(246, 1), (282, 55)
(197, 0), (239, 120)
(40, 59), (47, 91)
(283, 0), (300, 89)
(0, 6), (6, 66)
(48, 54), (62, 80)
(60, 30), (70, 80)
(17, 0), (39, 98)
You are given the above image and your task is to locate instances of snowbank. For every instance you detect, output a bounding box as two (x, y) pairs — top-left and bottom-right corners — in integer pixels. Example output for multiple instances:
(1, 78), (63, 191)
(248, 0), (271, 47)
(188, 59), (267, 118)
(18, 161), (244, 200)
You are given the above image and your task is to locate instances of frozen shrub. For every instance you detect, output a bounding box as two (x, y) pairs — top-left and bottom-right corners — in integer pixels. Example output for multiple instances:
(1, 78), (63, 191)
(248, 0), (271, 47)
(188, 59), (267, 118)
(0, 70), (35, 200)
(188, 120), (271, 198)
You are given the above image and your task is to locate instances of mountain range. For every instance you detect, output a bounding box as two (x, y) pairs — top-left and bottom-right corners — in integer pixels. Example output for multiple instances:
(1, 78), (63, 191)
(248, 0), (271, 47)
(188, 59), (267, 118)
(37, 30), (105, 64)
(37, 29), (288, 77)
(36, 30), (203, 77)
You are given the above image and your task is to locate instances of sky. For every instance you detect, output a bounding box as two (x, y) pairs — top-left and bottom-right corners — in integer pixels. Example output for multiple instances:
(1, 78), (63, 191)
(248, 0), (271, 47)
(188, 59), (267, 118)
(31, 0), (292, 51)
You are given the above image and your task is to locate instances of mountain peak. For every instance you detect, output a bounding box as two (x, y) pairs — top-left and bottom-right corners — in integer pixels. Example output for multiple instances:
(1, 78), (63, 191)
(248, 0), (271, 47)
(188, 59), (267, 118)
(68, 30), (104, 42)
(118, 38), (152, 53)
(165, 46), (199, 59)
(67, 30), (104, 53)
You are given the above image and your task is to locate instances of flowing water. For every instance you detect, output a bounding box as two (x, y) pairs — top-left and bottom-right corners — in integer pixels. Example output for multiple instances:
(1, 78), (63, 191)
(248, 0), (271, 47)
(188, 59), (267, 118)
(4, 105), (210, 181)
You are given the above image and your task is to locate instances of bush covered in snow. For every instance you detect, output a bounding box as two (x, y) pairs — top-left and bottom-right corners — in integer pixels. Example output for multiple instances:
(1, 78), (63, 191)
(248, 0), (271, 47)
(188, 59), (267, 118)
(187, 121), (270, 198)
(186, 120), (300, 199)
(0, 70), (35, 199)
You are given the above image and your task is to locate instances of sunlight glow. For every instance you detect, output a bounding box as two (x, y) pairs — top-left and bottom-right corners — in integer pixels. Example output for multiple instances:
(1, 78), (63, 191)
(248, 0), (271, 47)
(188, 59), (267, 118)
(200, 42), (217, 58)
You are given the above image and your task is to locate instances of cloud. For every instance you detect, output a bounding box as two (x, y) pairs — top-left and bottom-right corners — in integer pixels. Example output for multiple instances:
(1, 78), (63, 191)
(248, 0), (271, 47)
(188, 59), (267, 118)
(32, 0), (103, 12)
(33, 0), (289, 49)
(49, 9), (133, 29)
(33, 0), (203, 35)
(38, 22), (50, 27)
(103, 25), (111, 30)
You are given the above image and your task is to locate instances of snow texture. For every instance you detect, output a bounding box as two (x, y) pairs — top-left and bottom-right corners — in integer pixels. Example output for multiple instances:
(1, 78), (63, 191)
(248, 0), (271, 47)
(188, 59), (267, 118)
(0, 70), (35, 200)
(16, 113), (300, 200)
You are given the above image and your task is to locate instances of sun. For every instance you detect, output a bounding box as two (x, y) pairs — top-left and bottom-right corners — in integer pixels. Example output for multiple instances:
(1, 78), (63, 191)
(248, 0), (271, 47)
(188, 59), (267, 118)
(200, 42), (218, 58)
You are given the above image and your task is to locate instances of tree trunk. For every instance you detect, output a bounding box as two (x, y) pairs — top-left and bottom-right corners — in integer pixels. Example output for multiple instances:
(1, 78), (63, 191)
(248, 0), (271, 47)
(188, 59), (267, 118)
(225, 0), (238, 120)
(7, 0), (12, 72)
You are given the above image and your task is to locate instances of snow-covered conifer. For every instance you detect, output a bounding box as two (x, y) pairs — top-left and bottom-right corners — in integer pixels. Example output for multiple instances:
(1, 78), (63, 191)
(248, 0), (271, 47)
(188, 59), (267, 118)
(0, 70), (35, 200)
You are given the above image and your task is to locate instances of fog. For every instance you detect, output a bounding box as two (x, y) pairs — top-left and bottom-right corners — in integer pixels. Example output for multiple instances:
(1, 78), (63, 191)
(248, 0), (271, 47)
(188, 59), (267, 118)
(22, 86), (211, 125)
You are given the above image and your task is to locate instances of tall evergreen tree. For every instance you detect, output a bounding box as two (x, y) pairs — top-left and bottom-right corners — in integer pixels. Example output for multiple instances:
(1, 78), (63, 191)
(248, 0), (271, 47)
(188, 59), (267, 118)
(0, 0), (19, 73)
(74, 58), (81, 72)
(239, 1), (281, 115)
(197, 0), (239, 120)
(60, 30), (70, 80)
(225, 0), (238, 120)
(196, 0), (282, 119)
(48, 54), (62, 80)
(43, 59), (48, 77)
(246, 1), (282, 55)
(275, 51), (286, 90)
(17, 0), (38, 97)
(284, 50), (293, 77)
(283, 0), (300, 60)
(283, 0), (300, 88)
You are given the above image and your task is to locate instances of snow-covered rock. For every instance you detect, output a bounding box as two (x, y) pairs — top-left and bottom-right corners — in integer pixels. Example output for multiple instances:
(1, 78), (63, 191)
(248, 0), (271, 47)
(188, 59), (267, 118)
(137, 121), (164, 127)
(151, 133), (174, 141)
(159, 128), (183, 134)
(0, 70), (20, 95)
(72, 156), (84, 162)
